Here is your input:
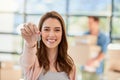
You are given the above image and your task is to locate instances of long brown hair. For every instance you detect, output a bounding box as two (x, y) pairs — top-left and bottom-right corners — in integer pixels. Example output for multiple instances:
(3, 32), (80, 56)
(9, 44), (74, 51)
(36, 11), (74, 75)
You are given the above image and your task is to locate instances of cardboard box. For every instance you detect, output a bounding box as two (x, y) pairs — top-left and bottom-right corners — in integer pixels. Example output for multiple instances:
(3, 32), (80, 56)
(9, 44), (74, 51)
(0, 61), (14, 69)
(105, 59), (120, 72)
(68, 44), (101, 65)
(0, 66), (22, 80)
(75, 35), (97, 45)
(105, 70), (120, 80)
(107, 47), (120, 58)
(106, 44), (120, 71)
(109, 63), (120, 72)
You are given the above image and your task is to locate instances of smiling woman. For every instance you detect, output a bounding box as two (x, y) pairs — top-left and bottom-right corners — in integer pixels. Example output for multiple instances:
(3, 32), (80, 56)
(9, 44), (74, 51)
(41, 18), (62, 48)
(20, 11), (76, 80)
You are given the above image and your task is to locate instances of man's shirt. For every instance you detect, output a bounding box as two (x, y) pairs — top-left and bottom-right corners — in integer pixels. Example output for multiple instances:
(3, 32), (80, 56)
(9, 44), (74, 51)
(85, 31), (110, 74)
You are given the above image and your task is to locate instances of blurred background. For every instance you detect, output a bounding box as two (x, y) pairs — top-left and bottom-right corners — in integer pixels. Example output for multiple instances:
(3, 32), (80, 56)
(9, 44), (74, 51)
(0, 0), (120, 80)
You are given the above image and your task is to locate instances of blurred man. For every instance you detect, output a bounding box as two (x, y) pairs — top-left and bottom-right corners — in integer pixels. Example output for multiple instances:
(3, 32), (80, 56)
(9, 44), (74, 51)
(82, 16), (110, 80)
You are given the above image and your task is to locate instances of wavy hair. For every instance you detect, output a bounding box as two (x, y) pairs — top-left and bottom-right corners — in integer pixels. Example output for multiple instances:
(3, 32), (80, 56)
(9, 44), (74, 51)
(36, 11), (73, 75)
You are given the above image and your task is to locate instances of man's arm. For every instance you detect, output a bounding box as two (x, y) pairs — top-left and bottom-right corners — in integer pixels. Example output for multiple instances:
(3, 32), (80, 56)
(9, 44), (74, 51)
(86, 34), (110, 68)
(85, 52), (104, 68)
(95, 51), (105, 61)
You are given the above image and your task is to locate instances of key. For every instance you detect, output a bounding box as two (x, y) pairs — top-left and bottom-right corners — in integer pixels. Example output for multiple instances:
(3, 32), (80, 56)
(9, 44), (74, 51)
(37, 32), (41, 48)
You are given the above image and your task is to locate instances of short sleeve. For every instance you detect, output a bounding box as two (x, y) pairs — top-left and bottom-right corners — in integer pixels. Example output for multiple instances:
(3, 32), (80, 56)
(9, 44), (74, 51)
(98, 34), (110, 53)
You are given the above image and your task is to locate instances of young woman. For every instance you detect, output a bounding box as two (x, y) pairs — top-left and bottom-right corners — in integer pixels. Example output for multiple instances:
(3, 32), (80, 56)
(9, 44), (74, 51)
(20, 11), (76, 80)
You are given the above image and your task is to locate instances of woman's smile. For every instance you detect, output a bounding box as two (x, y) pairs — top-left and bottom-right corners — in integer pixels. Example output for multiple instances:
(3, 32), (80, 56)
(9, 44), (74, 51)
(47, 38), (57, 44)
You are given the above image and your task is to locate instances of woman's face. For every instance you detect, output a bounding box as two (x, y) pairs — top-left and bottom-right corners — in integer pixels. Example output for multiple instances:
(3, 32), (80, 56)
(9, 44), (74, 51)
(41, 18), (62, 49)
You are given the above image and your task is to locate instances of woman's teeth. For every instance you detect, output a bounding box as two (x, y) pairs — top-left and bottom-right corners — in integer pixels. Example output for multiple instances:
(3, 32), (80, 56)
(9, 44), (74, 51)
(47, 39), (56, 43)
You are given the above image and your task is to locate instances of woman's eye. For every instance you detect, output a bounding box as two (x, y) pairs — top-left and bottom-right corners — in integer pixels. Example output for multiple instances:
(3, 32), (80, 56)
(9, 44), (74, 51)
(44, 29), (49, 31)
(55, 29), (60, 31)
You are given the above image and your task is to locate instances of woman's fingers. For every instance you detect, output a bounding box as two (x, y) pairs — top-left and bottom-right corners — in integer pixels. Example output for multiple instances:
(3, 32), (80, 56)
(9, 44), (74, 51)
(23, 24), (32, 36)
(33, 24), (39, 33)
(20, 22), (40, 40)
(21, 23), (38, 35)
(27, 23), (36, 34)
(25, 23), (39, 34)
(21, 28), (29, 37)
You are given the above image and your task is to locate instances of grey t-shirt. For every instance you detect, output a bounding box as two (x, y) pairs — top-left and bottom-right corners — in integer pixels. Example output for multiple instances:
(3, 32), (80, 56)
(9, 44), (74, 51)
(38, 70), (70, 80)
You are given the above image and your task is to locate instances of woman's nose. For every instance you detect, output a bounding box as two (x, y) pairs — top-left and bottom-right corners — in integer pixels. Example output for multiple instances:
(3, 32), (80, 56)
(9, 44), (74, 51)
(48, 30), (55, 36)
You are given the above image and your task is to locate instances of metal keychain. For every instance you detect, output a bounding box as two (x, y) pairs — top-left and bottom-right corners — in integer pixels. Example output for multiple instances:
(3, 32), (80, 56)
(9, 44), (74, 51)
(37, 34), (41, 48)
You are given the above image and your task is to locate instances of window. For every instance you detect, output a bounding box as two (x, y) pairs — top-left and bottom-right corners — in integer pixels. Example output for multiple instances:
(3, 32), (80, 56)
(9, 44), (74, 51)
(0, 34), (22, 54)
(26, 0), (67, 14)
(68, 16), (110, 36)
(0, 0), (120, 54)
(69, 0), (111, 16)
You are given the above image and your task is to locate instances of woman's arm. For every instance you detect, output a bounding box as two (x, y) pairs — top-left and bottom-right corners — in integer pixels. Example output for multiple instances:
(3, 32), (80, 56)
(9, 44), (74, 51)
(20, 42), (37, 71)
(19, 23), (40, 71)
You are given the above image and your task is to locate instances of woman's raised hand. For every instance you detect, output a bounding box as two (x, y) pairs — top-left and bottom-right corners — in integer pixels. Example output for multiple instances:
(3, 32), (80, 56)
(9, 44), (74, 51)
(20, 23), (40, 47)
